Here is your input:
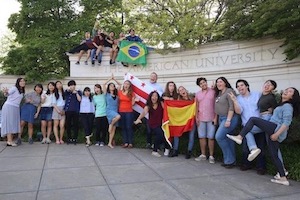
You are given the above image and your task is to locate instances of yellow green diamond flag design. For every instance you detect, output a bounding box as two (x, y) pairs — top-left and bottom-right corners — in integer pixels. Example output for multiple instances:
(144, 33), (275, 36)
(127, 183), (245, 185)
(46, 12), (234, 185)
(117, 41), (148, 66)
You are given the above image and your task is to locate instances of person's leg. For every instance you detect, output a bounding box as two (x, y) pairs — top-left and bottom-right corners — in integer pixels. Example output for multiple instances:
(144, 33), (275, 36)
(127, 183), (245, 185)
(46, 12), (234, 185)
(198, 122), (207, 156)
(46, 120), (52, 142)
(126, 112), (134, 146)
(73, 112), (80, 143)
(19, 120), (26, 140)
(215, 115), (239, 165)
(65, 112), (72, 142)
(91, 49), (96, 63)
(28, 123), (34, 139)
(119, 112), (128, 146)
(53, 119), (60, 143)
(188, 123), (196, 151)
(59, 118), (65, 143)
(254, 132), (267, 173)
(94, 117), (101, 145)
(81, 114), (89, 136)
(41, 120), (47, 142)
(112, 50), (118, 63)
(97, 46), (103, 63)
(207, 121), (216, 159)
(77, 50), (85, 63)
(99, 116), (109, 144)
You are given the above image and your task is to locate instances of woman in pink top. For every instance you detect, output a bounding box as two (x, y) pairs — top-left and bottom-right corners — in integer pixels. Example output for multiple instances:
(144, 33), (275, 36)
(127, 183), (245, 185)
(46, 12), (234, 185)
(195, 77), (217, 164)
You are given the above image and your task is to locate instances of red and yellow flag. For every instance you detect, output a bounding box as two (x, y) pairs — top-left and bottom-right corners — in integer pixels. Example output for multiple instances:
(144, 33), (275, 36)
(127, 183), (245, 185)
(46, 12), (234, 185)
(162, 100), (196, 147)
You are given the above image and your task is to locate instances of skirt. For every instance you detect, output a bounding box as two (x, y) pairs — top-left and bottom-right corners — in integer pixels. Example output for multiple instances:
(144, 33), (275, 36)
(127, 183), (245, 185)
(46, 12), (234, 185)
(40, 107), (53, 121)
(20, 103), (37, 123)
(52, 106), (65, 120)
(106, 109), (119, 124)
(1, 103), (20, 137)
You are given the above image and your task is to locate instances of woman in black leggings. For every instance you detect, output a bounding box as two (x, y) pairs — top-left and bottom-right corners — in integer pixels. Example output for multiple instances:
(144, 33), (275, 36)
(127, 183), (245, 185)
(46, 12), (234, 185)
(227, 87), (300, 186)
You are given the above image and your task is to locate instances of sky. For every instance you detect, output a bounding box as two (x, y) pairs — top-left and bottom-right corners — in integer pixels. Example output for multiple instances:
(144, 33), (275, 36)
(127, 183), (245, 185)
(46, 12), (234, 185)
(0, 0), (20, 35)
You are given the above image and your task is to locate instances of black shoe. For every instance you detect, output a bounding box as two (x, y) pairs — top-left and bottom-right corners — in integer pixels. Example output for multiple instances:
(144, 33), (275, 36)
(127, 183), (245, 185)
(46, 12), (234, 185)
(168, 149), (178, 157)
(222, 162), (236, 169)
(121, 62), (128, 67)
(240, 164), (252, 171)
(75, 61), (80, 65)
(109, 59), (112, 65)
(91, 60), (95, 65)
(73, 139), (77, 145)
(185, 151), (192, 159)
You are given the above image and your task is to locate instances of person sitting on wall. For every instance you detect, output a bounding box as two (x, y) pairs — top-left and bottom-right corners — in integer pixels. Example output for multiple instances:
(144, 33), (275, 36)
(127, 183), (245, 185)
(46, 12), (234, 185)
(68, 32), (95, 65)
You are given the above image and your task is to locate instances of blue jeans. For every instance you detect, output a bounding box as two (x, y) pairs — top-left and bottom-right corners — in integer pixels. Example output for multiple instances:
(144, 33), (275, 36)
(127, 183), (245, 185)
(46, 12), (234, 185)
(244, 113), (272, 150)
(91, 48), (103, 62)
(215, 114), (239, 164)
(120, 112), (134, 144)
(173, 123), (196, 151)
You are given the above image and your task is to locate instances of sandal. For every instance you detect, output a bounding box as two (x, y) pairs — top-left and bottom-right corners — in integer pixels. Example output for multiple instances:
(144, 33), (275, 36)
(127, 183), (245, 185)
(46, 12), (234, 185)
(128, 144), (133, 148)
(122, 143), (128, 148)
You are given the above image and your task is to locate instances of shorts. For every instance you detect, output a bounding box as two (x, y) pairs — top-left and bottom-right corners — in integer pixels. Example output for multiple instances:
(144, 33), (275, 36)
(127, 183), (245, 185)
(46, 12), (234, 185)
(197, 121), (215, 139)
(52, 106), (66, 120)
(40, 107), (53, 121)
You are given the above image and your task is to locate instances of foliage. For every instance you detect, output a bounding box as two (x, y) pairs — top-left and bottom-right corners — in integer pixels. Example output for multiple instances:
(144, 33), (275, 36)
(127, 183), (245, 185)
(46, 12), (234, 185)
(220, 0), (300, 60)
(0, 0), (124, 83)
(123, 0), (228, 49)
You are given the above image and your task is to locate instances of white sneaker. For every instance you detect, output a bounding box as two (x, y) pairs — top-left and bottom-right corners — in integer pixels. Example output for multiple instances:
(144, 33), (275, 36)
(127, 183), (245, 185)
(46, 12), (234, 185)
(164, 149), (170, 156)
(195, 154), (207, 161)
(41, 138), (47, 144)
(271, 178), (289, 186)
(46, 138), (51, 144)
(274, 170), (289, 180)
(151, 151), (161, 157)
(247, 148), (261, 161)
(226, 134), (242, 145)
(209, 156), (215, 164)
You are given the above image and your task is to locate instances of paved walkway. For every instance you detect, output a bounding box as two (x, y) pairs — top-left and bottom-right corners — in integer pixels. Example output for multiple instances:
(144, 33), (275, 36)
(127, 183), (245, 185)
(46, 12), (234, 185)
(0, 142), (299, 200)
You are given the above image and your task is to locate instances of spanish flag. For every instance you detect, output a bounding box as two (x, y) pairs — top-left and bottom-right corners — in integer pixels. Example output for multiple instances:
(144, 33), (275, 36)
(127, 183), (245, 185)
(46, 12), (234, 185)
(162, 100), (196, 147)
(117, 41), (148, 66)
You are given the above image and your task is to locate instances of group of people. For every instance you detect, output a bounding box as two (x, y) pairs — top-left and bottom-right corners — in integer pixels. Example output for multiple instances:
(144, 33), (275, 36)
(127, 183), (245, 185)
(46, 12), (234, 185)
(1, 73), (299, 186)
(68, 28), (143, 67)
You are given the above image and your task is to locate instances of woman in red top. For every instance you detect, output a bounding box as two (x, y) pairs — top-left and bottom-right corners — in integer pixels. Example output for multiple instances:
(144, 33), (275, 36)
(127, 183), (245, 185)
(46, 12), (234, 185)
(118, 80), (137, 148)
(134, 91), (165, 157)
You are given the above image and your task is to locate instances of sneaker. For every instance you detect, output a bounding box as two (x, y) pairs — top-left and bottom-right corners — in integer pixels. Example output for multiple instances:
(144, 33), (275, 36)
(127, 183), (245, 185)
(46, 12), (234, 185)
(95, 141), (101, 146)
(271, 178), (289, 186)
(151, 151), (161, 157)
(16, 138), (22, 145)
(84, 60), (88, 65)
(75, 61), (80, 65)
(226, 134), (242, 145)
(185, 151), (192, 159)
(146, 143), (152, 149)
(41, 138), (47, 144)
(247, 148), (261, 161)
(164, 149), (170, 156)
(100, 142), (105, 147)
(209, 156), (215, 164)
(109, 59), (112, 65)
(274, 170), (289, 180)
(28, 138), (33, 145)
(91, 60), (95, 65)
(195, 154), (207, 161)
(46, 138), (51, 144)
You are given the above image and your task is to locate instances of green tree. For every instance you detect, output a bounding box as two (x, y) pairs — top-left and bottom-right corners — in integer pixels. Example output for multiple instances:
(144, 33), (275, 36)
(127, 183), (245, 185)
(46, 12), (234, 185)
(123, 0), (228, 50)
(221, 0), (300, 60)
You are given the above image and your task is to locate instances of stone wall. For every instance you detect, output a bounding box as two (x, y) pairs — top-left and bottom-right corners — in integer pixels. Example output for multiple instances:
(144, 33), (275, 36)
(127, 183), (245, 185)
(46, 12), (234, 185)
(1, 38), (300, 93)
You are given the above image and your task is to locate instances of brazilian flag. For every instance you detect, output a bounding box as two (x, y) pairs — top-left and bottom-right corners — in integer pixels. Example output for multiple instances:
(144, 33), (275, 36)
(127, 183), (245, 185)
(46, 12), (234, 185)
(116, 41), (148, 66)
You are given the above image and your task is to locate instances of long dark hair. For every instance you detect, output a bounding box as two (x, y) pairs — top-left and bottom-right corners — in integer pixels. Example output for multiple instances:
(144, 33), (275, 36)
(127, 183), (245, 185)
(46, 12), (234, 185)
(164, 81), (178, 99)
(146, 91), (162, 113)
(15, 78), (25, 94)
(46, 82), (55, 95)
(54, 81), (65, 100)
(279, 87), (300, 117)
(106, 82), (118, 96)
(214, 77), (233, 97)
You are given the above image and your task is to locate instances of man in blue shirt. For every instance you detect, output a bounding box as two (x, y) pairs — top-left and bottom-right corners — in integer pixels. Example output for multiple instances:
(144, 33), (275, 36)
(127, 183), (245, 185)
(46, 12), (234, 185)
(229, 79), (267, 175)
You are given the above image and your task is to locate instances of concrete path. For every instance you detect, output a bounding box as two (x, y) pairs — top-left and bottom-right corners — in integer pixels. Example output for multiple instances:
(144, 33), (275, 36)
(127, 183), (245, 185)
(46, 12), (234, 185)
(0, 142), (299, 200)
